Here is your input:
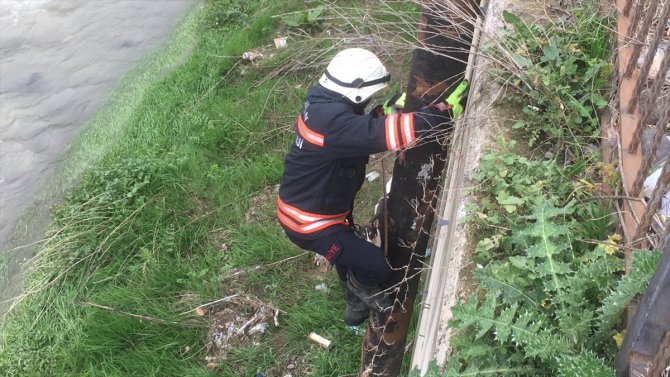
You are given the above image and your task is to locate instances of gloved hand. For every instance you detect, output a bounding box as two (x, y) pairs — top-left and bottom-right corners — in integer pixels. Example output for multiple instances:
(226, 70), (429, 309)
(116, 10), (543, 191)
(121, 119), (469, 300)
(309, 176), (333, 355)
(383, 92), (406, 115)
(430, 80), (469, 118)
(444, 80), (468, 119)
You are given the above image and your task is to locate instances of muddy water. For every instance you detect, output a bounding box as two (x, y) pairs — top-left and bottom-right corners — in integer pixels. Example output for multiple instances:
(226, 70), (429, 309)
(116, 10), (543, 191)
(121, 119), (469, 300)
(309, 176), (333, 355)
(0, 0), (193, 248)
(0, 0), (194, 313)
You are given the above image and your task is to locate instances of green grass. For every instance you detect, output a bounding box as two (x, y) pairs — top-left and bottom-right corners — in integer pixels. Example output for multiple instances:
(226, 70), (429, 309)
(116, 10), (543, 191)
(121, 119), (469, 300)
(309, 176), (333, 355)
(0, 0), (403, 376)
(4, 1), (630, 376)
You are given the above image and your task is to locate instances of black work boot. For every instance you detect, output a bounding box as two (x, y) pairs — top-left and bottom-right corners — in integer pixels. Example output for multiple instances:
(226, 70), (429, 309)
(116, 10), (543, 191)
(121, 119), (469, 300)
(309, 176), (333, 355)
(339, 280), (369, 326)
(346, 273), (394, 313)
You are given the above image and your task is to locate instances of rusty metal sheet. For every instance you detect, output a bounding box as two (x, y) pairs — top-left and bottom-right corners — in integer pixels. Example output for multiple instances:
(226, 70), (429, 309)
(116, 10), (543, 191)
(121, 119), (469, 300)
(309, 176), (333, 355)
(615, 240), (670, 376)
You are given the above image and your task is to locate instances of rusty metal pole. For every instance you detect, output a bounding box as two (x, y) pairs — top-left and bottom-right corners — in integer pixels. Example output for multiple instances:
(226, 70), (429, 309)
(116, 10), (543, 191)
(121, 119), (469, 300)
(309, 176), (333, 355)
(359, 1), (477, 375)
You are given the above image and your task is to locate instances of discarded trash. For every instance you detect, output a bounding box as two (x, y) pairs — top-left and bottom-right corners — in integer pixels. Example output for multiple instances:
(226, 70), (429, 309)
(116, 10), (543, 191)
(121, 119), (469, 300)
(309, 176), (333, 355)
(365, 171), (380, 182)
(313, 254), (330, 273)
(424, 248), (431, 258)
(347, 325), (365, 336)
(248, 322), (268, 336)
(314, 283), (329, 293)
(242, 51), (263, 62)
(195, 307), (207, 316)
(308, 332), (332, 349)
(643, 165), (670, 217)
(644, 165), (664, 199)
(274, 37), (287, 49)
(207, 295), (278, 359)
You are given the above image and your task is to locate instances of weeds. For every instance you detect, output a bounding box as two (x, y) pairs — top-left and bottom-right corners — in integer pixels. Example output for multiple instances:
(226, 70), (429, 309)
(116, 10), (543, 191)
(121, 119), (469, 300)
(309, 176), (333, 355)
(409, 3), (658, 376)
(281, 6), (326, 30)
(489, 8), (614, 151)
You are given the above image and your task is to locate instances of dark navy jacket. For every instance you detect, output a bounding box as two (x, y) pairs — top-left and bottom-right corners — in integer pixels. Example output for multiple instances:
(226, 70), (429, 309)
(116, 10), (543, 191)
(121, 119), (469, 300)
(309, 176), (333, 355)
(277, 85), (450, 240)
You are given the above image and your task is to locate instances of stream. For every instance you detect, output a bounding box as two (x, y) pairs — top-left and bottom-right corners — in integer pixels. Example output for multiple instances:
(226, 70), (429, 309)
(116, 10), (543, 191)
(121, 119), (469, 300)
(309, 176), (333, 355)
(0, 0), (194, 314)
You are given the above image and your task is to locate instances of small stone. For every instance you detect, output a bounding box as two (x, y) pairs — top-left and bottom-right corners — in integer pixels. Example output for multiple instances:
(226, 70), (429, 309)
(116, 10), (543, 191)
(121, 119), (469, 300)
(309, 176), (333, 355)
(287, 363), (295, 370)
(206, 362), (218, 370)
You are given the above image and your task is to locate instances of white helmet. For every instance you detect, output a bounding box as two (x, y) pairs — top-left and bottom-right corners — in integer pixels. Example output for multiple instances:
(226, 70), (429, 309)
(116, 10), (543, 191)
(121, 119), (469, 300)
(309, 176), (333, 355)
(319, 48), (391, 104)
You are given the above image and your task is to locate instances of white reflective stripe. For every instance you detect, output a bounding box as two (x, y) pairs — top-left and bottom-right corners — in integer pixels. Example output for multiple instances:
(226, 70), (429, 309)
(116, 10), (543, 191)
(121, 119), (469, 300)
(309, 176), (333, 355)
(280, 204), (324, 222)
(297, 116), (324, 147)
(386, 114), (400, 151)
(402, 113), (414, 146)
(278, 200), (347, 223)
(278, 210), (346, 234)
(301, 218), (344, 232)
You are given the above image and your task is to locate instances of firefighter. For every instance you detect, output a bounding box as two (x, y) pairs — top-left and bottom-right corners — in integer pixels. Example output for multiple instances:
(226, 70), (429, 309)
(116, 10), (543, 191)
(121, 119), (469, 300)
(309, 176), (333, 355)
(277, 48), (466, 325)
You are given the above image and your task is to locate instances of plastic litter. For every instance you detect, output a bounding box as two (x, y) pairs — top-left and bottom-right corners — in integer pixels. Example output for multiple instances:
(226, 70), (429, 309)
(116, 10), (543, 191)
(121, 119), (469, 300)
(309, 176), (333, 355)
(365, 171), (380, 182)
(643, 165), (670, 217)
(248, 322), (268, 336)
(347, 325), (365, 336)
(242, 51), (263, 62)
(314, 282), (329, 293)
(274, 37), (287, 49)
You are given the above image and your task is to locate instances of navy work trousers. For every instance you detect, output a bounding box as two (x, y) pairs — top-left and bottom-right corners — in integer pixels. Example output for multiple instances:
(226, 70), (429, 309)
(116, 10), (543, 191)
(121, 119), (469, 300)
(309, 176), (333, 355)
(286, 228), (391, 287)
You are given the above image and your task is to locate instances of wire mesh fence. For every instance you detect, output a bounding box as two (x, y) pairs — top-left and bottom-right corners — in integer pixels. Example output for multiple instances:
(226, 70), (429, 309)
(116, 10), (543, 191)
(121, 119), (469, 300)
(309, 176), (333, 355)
(617, 0), (670, 252)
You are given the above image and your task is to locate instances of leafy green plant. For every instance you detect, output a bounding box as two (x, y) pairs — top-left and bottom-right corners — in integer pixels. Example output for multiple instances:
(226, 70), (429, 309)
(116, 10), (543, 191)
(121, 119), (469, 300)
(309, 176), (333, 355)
(488, 9), (613, 148)
(442, 199), (659, 375)
(439, 4), (650, 369)
(445, 123), (638, 376)
(467, 138), (578, 263)
(437, 5), (645, 372)
(281, 5), (325, 29)
(206, 0), (264, 29)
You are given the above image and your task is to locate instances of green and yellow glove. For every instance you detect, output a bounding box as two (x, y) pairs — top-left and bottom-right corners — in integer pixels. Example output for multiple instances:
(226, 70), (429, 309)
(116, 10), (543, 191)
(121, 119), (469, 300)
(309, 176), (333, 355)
(383, 92), (406, 115)
(431, 80), (469, 119)
(445, 80), (468, 119)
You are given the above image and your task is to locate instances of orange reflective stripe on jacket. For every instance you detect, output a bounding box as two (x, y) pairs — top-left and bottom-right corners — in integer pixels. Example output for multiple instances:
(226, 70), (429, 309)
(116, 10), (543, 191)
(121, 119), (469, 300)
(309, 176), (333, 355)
(277, 196), (349, 234)
(385, 114), (400, 151)
(400, 113), (416, 148)
(386, 113), (418, 151)
(297, 115), (325, 147)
